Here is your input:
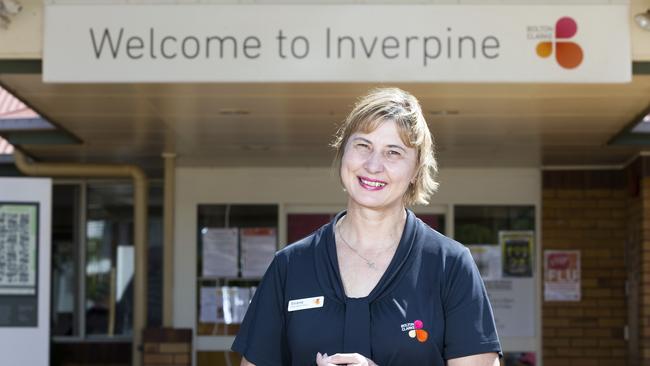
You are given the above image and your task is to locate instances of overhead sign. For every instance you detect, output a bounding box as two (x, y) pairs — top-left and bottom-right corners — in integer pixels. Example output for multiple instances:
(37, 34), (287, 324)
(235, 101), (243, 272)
(44, 4), (631, 83)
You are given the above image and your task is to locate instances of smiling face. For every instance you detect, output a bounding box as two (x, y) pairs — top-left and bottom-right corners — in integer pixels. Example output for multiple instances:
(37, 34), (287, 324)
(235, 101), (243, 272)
(340, 120), (418, 212)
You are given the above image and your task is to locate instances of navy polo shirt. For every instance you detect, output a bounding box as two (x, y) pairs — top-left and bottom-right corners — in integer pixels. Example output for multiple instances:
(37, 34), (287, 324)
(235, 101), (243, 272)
(232, 209), (502, 366)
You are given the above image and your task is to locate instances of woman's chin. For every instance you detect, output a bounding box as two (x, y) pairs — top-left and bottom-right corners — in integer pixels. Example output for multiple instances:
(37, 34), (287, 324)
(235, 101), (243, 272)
(348, 196), (399, 211)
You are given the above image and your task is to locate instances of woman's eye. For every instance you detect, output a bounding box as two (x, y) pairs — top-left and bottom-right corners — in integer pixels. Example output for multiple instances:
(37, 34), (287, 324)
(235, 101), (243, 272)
(387, 150), (401, 157)
(356, 143), (370, 149)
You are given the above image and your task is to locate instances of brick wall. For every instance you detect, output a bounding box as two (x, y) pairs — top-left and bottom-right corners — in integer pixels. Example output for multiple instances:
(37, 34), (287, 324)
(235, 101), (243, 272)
(143, 328), (192, 366)
(638, 176), (650, 364)
(625, 161), (642, 365)
(620, 157), (650, 365)
(542, 170), (628, 365)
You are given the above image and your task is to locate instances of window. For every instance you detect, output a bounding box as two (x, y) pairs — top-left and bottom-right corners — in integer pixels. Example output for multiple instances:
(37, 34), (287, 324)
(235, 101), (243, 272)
(196, 204), (278, 336)
(50, 182), (162, 339)
(454, 205), (535, 245)
(51, 185), (80, 336)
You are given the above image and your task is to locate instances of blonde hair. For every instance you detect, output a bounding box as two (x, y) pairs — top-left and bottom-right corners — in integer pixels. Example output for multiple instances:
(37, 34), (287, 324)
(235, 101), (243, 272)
(331, 88), (439, 206)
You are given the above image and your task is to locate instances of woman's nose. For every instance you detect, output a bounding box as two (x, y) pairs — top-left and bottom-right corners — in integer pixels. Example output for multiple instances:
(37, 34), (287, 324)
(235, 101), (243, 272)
(363, 150), (385, 173)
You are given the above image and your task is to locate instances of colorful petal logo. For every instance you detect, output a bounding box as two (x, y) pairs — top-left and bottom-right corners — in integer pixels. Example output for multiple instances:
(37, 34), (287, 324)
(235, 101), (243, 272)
(402, 319), (429, 343)
(536, 17), (583, 69)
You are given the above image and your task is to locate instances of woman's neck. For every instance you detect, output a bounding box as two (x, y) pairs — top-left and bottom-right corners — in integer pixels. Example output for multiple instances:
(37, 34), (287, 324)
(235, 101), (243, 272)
(338, 203), (407, 253)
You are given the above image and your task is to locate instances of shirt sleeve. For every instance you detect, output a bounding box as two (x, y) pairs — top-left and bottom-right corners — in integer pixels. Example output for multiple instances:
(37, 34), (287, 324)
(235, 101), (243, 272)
(231, 254), (289, 366)
(442, 247), (502, 360)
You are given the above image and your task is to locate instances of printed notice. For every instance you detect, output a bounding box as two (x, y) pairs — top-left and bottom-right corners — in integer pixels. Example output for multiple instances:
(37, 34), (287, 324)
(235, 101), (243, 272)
(199, 286), (221, 323)
(202, 228), (239, 277)
(240, 228), (276, 278)
(485, 279), (535, 337)
(222, 286), (252, 324)
(467, 244), (502, 280)
(500, 231), (534, 277)
(0, 204), (38, 295)
(544, 250), (580, 301)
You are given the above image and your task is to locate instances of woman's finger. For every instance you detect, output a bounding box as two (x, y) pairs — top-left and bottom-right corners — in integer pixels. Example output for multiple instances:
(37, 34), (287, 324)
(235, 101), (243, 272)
(316, 352), (337, 366)
(316, 352), (330, 366)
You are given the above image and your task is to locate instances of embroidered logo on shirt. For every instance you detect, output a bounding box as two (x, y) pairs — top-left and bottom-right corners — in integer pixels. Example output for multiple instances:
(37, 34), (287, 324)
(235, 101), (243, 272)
(400, 320), (429, 342)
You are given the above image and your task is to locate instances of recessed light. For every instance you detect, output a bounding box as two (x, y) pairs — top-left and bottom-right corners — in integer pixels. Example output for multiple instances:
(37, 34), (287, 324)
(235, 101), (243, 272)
(219, 109), (250, 116)
(643, 114), (650, 123)
(241, 144), (270, 151)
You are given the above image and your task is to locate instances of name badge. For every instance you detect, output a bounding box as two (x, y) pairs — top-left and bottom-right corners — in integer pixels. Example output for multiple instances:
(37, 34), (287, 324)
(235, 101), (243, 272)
(287, 296), (324, 312)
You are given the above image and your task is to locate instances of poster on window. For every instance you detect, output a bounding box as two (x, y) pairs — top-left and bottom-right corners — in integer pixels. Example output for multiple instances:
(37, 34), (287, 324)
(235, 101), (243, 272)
(500, 231), (534, 278)
(240, 228), (276, 278)
(221, 286), (252, 324)
(544, 250), (580, 302)
(484, 278), (535, 337)
(467, 244), (502, 280)
(0, 203), (38, 295)
(201, 227), (239, 277)
(199, 286), (220, 324)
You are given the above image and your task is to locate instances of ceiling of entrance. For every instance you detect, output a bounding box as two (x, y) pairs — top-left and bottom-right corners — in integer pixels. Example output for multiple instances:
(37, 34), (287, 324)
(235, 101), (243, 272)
(1, 73), (649, 175)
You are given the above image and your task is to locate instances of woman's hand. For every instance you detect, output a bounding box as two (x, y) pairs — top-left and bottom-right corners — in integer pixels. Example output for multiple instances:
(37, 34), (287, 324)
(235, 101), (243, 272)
(316, 352), (378, 366)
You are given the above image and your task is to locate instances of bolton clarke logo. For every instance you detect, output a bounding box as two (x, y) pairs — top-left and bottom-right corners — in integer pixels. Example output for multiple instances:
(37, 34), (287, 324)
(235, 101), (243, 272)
(400, 320), (429, 342)
(528, 17), (583, 69)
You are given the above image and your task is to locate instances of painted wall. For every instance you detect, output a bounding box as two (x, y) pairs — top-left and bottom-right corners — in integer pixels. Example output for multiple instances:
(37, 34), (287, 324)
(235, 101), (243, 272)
(0, 0), (42, 59)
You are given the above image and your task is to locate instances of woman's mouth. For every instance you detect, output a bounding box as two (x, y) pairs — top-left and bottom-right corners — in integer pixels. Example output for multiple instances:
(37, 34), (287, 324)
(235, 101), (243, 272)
(358, 176), (387, 191)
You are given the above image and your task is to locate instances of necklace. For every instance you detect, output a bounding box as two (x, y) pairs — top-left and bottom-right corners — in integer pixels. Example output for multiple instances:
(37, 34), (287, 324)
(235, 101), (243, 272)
(336, 219), (399, 270)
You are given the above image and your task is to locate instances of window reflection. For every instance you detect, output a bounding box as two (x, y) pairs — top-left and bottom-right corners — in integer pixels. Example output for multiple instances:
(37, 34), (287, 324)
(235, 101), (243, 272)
(85, 184), (134, 336)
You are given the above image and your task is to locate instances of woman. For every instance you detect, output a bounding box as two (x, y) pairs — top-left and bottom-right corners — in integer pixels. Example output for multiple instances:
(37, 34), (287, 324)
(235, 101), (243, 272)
(232, 88), (501, 366)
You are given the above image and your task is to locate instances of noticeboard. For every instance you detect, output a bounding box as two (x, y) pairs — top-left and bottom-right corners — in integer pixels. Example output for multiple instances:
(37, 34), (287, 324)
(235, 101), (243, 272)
(0, 202), (39, 327)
